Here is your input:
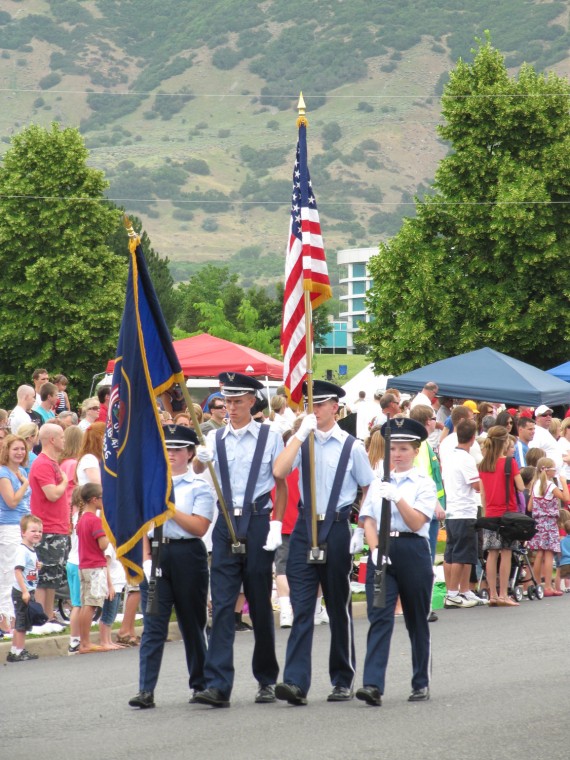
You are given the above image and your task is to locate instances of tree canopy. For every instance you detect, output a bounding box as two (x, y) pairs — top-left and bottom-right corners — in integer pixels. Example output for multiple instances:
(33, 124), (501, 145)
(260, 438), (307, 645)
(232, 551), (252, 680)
(0, 123), (127, 406)
(360, 38), (570, 373)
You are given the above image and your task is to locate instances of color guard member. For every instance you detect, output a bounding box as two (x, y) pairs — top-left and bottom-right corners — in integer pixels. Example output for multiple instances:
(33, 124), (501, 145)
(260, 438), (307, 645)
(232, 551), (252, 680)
(273, 380), (374, 706)
(129, 425), (214, 709)
(356, 417), (436, 707)
(192, 372), (287, 707)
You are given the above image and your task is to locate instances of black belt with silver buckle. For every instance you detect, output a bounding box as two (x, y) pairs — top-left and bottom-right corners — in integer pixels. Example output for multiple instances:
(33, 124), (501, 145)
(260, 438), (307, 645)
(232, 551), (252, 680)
(161, 537), (197, 544)
(389, 531), (420, 538)
(299, 506), (351, 522)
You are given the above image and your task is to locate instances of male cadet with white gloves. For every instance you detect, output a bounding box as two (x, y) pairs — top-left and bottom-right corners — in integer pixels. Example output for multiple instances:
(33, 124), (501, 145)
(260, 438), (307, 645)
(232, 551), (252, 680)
(191, 372), (287, 708)
(273, 380), (374, 706)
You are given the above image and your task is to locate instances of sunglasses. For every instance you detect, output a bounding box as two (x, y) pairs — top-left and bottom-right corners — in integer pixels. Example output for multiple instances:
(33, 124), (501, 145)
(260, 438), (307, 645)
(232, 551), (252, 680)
(539, 413), (553, 418)
(211, 405), (226, 410)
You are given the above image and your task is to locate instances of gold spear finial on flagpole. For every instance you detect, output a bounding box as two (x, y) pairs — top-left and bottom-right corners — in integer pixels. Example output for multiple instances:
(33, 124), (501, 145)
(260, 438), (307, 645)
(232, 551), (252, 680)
(297, 91), (308, 128)
(123, 214), (140, 254)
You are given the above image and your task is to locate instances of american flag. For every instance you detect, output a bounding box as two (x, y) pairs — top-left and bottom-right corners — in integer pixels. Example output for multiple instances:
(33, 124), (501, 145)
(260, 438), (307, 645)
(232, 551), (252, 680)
(281, 121), (331, 406)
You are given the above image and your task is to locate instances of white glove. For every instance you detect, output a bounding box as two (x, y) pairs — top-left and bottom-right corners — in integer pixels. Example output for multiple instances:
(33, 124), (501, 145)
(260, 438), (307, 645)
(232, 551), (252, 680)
(371, 548), (378, 566)
(349, 526), (365, 554)
(196, 445), (214, 463)
(294, 413), (317, 443)
(263, 520), (283, 552)
(143, 559), (152, 583)
(377, 481), (398, 502)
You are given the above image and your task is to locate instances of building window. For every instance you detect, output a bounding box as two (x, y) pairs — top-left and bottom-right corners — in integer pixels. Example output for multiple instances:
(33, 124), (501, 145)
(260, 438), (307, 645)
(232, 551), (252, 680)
(352, 316), (362, 329)
(352, 263), (366, 278)
(352, 297), (365, 312)
(352, 280), (366, 295)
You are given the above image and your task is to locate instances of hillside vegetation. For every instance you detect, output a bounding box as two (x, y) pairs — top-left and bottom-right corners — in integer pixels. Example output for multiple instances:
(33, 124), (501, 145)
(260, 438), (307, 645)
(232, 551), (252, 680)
(0, 0), (569, 289)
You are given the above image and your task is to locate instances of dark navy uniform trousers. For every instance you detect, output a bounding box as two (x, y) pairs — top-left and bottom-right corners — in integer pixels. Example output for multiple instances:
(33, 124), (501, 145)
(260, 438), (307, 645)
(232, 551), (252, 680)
(283, 511), (355, 695)
(139, 539), (209, 694)
(203, 512), (278, 696)
(363, 534), (433, 694)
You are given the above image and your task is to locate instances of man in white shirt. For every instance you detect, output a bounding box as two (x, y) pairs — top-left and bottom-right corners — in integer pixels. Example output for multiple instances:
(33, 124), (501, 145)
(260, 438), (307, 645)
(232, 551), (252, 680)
(439, 406), (482, 472)
(442, 419), (482, 609)
(9, 385), (36, 433)
(529, 405), (562, 470)
(410, 381), (438, 410)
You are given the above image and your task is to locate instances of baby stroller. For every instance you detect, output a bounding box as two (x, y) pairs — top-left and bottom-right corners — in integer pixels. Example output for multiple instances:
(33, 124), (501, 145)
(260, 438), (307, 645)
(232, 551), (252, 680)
(475, 512), (544, 602)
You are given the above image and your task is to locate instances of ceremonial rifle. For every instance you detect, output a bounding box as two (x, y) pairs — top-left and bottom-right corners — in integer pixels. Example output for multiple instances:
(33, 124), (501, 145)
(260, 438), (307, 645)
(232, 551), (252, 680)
(373, 416), (391, 608)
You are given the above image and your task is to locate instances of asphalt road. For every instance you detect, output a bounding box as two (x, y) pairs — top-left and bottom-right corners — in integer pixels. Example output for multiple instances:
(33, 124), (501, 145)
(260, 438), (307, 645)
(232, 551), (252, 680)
(1, 597), (569, 760)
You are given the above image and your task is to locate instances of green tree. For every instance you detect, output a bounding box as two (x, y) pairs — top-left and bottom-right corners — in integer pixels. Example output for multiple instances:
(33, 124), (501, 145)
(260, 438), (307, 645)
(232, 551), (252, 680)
(177, 264), (243, 333)
(360, 38), (570, 373)
(0, 123), (127, 407)
(106, 213), (178, 329)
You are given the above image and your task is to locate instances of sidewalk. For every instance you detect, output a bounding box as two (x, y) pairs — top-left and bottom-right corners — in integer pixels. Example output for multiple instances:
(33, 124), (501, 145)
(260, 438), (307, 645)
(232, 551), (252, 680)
(0, 602), (368, 659)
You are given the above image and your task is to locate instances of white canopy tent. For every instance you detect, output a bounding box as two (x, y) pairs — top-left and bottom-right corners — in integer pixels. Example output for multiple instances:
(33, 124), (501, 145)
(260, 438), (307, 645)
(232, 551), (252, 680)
(341, 364), (391, 406)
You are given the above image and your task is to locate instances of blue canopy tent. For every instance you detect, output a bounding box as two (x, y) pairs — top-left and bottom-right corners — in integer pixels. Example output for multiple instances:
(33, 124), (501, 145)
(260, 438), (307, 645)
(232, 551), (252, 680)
(547, 361), (570, 384)
(389, 347), (570, 406)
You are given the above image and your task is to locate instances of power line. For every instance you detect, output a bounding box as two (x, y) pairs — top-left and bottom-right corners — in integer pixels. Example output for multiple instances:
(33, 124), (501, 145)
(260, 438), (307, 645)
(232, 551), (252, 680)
(0, 86), (568, 100)
(0, 193), (568, 207)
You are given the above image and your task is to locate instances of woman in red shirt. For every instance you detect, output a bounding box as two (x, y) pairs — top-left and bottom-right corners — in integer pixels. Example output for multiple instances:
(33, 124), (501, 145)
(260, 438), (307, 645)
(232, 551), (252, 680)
(479, 426), (524, 607)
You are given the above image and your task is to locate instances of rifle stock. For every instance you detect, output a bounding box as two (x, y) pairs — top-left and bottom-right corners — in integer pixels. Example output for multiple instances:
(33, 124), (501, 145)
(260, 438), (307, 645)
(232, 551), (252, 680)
(373, 416), (391, 608)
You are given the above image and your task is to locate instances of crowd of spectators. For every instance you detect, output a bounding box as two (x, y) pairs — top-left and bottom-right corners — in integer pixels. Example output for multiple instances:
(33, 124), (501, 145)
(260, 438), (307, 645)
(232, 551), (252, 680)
(2, 368), (569, 667)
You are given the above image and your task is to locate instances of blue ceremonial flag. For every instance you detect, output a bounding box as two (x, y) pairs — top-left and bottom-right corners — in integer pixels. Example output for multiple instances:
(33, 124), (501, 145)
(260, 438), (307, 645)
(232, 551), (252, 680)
(102, 225), (185, 581)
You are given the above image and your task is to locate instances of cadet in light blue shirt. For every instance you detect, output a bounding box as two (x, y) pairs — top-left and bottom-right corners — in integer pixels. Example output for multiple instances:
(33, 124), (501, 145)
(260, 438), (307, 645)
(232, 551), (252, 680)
(274, 380), (374, 707)
(356, 417), (436, 708)
(192, 372), (287, 709)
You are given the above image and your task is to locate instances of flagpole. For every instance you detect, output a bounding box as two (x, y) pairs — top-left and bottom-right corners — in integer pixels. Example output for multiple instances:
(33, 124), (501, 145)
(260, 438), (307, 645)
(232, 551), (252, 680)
(297, 93), (320, 560)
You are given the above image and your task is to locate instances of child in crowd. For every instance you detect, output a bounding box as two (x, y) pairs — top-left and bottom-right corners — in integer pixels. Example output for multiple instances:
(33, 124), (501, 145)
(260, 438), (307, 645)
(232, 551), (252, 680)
(53, 374), (70, 413)
(519, 466), (535, 514)
(66, 486), (83, 655)
(527, 458), (569, 597)
(77, 482), (111, 654)
(556, 514), (570, 593)
(99, 542), (126, 650)
(8, 514), (43, 662)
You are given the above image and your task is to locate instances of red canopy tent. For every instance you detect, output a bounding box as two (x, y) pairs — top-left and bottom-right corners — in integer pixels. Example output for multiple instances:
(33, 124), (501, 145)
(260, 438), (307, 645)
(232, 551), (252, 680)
(172, 333), (284, 379)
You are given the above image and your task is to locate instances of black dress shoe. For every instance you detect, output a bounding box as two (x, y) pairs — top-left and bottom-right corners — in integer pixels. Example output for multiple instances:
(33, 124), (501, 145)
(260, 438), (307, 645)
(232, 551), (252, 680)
(408, 687), (430, 702)
(355, 686), (382, 707)
(192, 687), (230, 708)
(128, 691), (155, 709)
(255, 684), (276, 703)
(275, 682), (308, 706)
(428, 611), (438, 623)
(327, 686), (353, 702)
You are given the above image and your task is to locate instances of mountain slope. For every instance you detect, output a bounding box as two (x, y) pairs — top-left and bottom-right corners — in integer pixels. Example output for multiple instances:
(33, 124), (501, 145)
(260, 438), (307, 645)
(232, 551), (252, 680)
(0, 0), (569, 286)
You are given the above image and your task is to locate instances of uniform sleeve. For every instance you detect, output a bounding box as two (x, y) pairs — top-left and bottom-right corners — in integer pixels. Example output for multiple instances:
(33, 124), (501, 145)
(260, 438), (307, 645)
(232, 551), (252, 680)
(351, 441), (375, 487)
(359, 478), (381, 522)
(185, 479), (215, 522)
(412, 477), (437, 520)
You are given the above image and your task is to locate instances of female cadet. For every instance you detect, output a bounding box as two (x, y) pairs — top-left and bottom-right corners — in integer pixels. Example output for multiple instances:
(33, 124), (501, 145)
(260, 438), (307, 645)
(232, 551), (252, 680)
(356, 417), (436, 707)
(128, 425), (214, 709)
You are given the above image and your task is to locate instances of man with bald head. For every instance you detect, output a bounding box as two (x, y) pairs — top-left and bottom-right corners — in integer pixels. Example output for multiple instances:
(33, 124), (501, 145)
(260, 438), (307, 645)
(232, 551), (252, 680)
(29, 423), (69, 625)
(8, 385), (36, 433)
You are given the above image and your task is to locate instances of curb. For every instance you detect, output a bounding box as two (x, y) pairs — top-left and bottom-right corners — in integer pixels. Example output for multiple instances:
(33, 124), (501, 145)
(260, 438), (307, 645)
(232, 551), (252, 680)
(1, 601), (368, 660)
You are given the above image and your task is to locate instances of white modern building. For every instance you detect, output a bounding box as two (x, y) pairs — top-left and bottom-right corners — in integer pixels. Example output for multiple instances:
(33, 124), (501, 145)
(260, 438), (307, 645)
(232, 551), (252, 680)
(337, 247), (376, 354)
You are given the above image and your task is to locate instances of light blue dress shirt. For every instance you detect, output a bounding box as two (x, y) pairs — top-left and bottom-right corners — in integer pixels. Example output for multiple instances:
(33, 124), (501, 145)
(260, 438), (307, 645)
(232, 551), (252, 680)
(293, 424), (374, 514)
(360, 467), (436, 540)
(206, 420), (284, 508)
(162, 471), (215, 540)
